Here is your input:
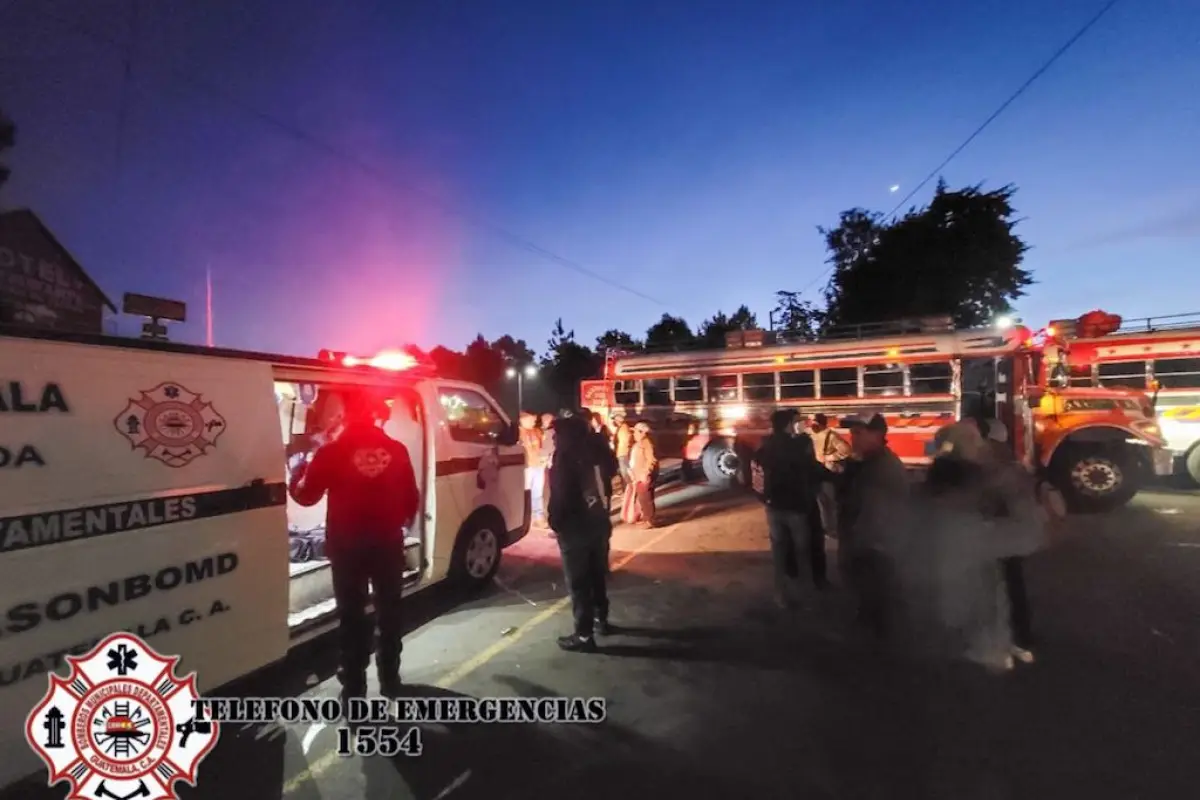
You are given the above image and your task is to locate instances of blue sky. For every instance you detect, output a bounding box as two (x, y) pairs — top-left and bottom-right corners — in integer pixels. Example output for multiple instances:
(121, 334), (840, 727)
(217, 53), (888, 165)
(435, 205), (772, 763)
(1, 0), (1197, 357)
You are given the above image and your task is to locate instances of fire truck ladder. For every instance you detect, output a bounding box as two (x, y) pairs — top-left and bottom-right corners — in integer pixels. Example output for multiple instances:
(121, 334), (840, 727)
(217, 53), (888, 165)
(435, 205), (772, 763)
(107, 702), (135, 757)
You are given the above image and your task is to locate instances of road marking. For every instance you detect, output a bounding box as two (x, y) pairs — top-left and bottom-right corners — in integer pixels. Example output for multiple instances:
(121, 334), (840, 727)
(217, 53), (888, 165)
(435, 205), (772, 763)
(279, 504), (703, 795)
(493, 577), (539, 606)
(431, 769), (472, 800)
(300, 722), (326, 754)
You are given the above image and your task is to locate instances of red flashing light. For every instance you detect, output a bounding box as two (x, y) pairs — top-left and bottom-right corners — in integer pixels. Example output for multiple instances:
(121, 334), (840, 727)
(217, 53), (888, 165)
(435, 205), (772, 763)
(319, 347), (432, 373)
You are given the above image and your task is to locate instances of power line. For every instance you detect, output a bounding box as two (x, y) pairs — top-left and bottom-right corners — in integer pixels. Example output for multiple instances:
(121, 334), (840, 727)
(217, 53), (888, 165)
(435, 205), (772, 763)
(797, 0), (1124, 297)
(22, 6), (668, 307)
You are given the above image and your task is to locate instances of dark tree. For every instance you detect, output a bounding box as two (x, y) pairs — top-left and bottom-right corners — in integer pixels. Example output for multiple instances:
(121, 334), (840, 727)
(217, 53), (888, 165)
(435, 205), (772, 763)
(462, 334), (507, 391)
(697, 305), (757, 347)
(645, 313), (695, 351)
(0, 110), (14, 190)
(770, 291), (823, 339)
(821, 180), (1033, 329)
(541, 318), (600, 410)
(490, 334), (537, 369)
(428, 345), (465, 378)
(595, 329), (642, 357)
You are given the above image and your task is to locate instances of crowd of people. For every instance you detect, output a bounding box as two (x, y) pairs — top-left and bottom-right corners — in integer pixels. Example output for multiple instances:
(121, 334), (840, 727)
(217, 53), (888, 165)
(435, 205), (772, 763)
(285, 387), (1054, 700)
(519, 409), (661, 532)
(754, 409), (1052, 674)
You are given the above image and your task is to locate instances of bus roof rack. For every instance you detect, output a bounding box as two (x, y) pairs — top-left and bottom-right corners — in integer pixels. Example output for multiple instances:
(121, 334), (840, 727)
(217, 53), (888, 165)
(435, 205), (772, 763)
(1115, 311), (1200, 334)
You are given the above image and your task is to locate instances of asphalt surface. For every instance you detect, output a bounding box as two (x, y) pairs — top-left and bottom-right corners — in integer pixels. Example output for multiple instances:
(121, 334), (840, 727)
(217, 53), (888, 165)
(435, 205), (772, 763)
(10, 480), (1200, 800)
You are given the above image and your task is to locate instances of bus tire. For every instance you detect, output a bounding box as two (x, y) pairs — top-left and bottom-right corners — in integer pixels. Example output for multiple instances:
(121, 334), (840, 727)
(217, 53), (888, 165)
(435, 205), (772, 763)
(701, 443), (739, 487)
(450, 509), (504, 592)
(1052, 444), (1138, 513)
(1186, 445), (1200, 487)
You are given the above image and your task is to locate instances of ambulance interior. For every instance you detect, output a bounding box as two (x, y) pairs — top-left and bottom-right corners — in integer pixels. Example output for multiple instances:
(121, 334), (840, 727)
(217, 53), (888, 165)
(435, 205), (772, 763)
(275, 381), (427, 628)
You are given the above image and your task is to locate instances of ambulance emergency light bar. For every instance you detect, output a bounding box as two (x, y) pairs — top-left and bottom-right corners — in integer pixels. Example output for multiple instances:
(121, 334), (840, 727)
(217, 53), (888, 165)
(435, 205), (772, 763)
(318, 347), (434, 374)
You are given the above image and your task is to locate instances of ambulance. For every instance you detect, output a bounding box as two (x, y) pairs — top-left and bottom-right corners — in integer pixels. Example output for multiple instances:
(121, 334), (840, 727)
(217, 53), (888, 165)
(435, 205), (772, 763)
(0, 326), (530, 788)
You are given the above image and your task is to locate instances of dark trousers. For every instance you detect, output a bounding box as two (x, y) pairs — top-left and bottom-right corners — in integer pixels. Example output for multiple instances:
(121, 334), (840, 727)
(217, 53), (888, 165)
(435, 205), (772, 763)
(1002, 556), (1033, 648)
(847, 553), (888, 637)
(806, 503), (828, 583)
(768, 507), (826, 587)
(635, 481), (656, 525)
(330, 539), (406, 687)
(558, 529), (610, 636)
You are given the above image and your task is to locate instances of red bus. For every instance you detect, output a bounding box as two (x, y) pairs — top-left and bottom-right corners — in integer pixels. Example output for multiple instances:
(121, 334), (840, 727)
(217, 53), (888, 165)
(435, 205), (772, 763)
(581, 317), (1171, 511)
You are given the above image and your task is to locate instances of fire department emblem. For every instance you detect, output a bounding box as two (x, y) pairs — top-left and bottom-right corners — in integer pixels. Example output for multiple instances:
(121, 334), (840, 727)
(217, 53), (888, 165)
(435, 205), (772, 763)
(25, 633), (220, 800)
(115, 383), (227, 467)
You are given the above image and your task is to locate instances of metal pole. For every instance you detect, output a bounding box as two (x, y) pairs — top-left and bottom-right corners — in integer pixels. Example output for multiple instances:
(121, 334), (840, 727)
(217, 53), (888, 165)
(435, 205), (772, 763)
(517, 374), (523, 412)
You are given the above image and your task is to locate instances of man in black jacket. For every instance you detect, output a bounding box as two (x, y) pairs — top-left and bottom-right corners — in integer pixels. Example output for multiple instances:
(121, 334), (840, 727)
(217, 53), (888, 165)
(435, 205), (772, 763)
(754, 409), (826, 607)
(548, 411), (613, 652)
(289, 391), (420, 699)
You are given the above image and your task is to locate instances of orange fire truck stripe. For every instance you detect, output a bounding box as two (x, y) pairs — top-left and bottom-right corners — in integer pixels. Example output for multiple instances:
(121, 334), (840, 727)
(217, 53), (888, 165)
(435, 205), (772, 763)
(1161, 406), (1200, 420)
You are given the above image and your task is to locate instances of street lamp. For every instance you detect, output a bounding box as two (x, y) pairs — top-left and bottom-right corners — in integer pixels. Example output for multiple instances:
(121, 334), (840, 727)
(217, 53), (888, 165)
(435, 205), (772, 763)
(506, 364), (538, 410)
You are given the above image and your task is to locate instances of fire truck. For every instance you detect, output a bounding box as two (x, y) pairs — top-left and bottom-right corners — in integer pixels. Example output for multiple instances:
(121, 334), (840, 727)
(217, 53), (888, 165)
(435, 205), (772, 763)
(1038, 310), (1200, 485)
(580, 316), (1172, 511)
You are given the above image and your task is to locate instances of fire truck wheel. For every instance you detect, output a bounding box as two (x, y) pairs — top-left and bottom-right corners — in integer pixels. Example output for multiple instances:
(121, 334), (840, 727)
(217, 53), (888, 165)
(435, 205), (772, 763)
(1054, 446), (1138, 512)
(701, 444), (740, 487)
(1186, 445), (1200, 487)
(450, 509), (504, 592)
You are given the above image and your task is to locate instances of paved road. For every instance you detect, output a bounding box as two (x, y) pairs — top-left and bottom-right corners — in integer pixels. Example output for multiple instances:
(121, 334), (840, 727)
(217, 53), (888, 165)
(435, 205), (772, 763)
(10, 482), (1200, 799)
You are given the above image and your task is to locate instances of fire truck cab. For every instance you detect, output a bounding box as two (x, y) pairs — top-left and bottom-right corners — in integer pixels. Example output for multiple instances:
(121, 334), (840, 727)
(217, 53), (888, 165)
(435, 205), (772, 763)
(0, 327), (530, 789)
(582, 316), (1171, 512)
(1041, 310), (1200, 485)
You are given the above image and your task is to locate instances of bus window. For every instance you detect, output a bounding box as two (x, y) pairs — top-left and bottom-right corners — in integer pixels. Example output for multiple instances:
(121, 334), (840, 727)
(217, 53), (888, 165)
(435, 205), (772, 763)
(1097, 361), (1146, 389)
(779, 369), (815, 399)
(707, 374), (738, 403)
(742, 372), (776, 402)
(614, 380), (641, 405)
(910, 362), (952, 394)
(819, 367), (858, 398)
(674, 376), (703, 402)
(863, 363), (904, 396)
(1152, 357), (1200, 389)
(643, 378), (671, 406)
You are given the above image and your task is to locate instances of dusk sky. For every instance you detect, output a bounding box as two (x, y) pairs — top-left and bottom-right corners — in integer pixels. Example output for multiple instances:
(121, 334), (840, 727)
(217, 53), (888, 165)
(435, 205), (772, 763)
(1, 0), (1197, 358)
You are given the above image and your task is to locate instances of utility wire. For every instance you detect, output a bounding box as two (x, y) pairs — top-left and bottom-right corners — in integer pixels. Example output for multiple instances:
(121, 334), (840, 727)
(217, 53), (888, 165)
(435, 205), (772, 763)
(23, 6), (668, 307)
(796, 0), (1124, 297)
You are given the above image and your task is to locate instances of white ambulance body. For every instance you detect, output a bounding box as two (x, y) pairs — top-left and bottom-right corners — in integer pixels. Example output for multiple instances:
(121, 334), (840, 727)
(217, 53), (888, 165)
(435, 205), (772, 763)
(0, 330), (530, 788)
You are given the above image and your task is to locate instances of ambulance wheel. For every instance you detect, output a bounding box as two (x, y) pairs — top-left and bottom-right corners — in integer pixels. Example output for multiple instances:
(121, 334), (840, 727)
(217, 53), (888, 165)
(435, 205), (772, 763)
(1053, 444), (1138, 512)
(1186, 445), (1200, 487)
(701, 444), (739, 487)
(451, 510), (504, 591)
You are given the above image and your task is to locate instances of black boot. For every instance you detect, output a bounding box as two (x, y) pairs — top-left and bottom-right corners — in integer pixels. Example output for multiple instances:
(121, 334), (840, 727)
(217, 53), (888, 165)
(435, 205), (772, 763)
(338, 667), (367, 703)
(594, 617), (612, 636)
(377, 664), (403, 698)
(557, 633), (597, 652)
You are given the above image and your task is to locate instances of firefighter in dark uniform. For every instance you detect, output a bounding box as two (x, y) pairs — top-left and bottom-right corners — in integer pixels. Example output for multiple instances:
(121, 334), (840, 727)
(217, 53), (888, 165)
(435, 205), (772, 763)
(289, 391), (420, 700)
(548, 410), (614, 651)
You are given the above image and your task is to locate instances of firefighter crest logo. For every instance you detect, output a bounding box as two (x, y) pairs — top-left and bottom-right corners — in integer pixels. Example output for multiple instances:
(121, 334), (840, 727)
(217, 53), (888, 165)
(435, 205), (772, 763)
(25, 633), (219, 800)
(115, 383), (227, 468)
